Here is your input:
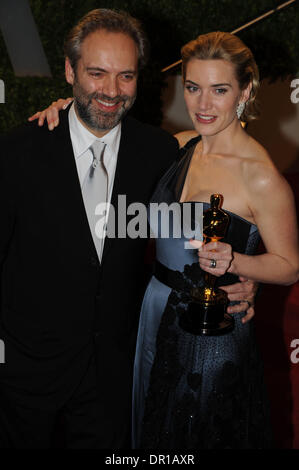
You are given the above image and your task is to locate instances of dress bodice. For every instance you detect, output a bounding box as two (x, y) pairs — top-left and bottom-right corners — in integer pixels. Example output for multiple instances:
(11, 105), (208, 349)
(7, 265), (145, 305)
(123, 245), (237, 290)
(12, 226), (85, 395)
(148, 144), (260, 283)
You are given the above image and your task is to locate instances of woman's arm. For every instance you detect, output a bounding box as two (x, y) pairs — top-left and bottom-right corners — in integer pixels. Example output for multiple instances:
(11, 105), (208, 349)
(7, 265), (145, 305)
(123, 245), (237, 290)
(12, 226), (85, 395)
(28, 97), (73, 130)
(231, 163), (299, 285)
(196, 163), (299, 286)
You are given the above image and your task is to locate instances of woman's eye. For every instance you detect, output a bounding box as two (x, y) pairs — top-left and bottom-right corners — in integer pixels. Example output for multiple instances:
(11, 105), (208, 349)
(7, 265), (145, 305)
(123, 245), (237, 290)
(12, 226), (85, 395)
(186, 85), (198, 93)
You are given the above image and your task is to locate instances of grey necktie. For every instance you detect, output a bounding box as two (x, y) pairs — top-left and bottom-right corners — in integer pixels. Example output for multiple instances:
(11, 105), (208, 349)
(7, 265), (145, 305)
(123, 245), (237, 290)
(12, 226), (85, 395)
(82, 140), (108, 262)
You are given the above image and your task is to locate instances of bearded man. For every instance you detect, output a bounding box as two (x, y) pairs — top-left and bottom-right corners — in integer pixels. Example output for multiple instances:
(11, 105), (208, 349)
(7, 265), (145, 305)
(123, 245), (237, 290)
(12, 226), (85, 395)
(0, 8), (178, 448)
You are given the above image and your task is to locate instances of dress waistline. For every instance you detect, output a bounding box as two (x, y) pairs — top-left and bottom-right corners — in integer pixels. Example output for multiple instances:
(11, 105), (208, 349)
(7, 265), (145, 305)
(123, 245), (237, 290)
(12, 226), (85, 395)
(154, 261), (188, 292)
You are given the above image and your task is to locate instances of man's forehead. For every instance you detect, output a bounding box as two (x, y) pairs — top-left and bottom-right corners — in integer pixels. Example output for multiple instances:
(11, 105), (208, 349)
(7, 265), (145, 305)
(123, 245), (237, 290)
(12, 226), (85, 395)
(81, 29), (137, 54)
(78, 29), (138, 70)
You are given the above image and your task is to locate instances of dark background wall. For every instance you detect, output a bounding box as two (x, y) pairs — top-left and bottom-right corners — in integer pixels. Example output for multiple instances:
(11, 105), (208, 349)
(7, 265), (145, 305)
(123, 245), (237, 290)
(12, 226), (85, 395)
(0, 0), (298, 133)
(0, 0), (299, 449)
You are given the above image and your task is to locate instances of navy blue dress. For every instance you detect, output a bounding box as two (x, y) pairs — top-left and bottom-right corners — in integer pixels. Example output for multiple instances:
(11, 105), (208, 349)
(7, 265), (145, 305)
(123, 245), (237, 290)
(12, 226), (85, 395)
(132, 142), (272, 449)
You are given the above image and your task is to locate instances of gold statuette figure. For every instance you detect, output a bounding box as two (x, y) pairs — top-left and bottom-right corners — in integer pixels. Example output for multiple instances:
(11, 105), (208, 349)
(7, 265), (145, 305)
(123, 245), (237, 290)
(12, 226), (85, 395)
(179, 194), (234, 336)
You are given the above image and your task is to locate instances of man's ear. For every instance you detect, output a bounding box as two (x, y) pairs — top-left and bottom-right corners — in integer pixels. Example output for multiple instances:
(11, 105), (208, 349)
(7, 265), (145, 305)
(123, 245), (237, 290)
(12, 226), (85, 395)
(65, 58), (75, 85)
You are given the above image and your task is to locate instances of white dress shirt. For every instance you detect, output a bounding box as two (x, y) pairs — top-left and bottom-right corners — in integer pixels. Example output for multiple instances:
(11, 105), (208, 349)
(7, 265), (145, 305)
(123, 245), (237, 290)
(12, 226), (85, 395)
(68, 103), (121, 246)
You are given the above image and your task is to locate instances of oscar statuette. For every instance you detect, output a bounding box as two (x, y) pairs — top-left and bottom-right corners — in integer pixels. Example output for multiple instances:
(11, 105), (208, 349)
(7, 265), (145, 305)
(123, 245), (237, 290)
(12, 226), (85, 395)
(179, 194), (234, 336)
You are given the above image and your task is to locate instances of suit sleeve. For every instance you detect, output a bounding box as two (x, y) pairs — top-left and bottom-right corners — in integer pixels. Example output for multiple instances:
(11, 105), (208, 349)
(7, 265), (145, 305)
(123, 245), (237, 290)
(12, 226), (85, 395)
(0, 136), (16, 276)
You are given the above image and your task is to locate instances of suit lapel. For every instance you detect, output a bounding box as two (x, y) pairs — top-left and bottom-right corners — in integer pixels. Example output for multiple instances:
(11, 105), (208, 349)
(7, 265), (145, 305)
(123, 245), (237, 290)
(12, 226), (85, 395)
(52, 112), (142, 266)
(51, 109), (98, 260)
(101, 117), (140, 264)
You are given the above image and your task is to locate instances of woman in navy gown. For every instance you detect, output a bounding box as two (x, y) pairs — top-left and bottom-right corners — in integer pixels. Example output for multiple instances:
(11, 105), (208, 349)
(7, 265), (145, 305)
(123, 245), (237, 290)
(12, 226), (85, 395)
(132, 31), (299, 449)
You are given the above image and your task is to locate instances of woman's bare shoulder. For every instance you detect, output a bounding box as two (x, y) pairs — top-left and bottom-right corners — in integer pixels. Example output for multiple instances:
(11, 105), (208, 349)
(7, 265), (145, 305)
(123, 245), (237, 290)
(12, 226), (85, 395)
(174, 130), (198, 148)
(241, 136), (291, 197)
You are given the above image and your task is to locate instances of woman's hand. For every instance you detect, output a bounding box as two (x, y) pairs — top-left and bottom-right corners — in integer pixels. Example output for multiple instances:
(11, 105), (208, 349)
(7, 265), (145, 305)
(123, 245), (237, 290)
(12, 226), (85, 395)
(28, 97), (74, 130)
(189, 239), (233, 276)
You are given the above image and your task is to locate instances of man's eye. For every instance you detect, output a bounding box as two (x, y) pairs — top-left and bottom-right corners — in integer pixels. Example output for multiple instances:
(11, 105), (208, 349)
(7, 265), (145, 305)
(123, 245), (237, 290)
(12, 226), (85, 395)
(89, 72), (102, 78)
(122, 74), (134, 81)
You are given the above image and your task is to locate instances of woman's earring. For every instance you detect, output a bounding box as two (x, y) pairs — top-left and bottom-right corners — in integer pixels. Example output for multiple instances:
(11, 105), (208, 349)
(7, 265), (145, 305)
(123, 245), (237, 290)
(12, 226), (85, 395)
(236, 102), (245, 119)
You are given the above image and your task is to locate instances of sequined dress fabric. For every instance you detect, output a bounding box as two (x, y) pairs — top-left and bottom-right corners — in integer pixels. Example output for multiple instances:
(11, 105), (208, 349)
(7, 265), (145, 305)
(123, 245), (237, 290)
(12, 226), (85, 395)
(132, 141), (272, 449)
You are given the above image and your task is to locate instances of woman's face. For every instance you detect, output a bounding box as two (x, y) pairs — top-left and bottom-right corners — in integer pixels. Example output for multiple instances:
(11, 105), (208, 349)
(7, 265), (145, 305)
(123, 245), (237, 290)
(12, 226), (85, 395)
(184, 58), (248, 137)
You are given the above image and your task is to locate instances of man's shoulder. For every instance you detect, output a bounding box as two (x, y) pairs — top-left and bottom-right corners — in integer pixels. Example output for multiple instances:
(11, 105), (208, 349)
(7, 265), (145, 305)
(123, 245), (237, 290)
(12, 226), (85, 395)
(1, 120), (36, 142)
(1, 120), (54, 148)
(0, 112), (71, 176)
(1, 110), (70, 158)
(0, 123), (40, 171)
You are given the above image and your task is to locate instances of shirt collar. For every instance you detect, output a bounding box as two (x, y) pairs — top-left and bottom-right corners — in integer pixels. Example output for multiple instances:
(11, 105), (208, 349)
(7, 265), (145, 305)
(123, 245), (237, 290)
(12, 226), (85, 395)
(68, 102), (121, 159)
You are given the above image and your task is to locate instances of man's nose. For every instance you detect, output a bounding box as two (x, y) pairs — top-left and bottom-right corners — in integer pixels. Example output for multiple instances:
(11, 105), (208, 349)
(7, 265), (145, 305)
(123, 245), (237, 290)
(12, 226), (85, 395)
(102, 76), (119, 98)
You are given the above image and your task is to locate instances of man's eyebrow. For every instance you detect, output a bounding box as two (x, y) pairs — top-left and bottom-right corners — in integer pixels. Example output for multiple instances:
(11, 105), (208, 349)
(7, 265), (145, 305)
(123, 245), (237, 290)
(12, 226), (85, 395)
(185, 79), (232, 88)
(119, 70), (137, 75)
(86, 67), (106, 72)
(86, 67), (137, 74)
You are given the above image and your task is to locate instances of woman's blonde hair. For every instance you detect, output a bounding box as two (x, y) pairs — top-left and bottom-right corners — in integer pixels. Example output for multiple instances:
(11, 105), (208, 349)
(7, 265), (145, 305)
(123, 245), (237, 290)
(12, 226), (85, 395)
(181, 31), (260, 122)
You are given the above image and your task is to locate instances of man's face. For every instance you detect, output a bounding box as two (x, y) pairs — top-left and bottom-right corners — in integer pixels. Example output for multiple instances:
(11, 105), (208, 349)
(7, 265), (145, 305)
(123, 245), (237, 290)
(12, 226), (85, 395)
(65, 30), (138, 137)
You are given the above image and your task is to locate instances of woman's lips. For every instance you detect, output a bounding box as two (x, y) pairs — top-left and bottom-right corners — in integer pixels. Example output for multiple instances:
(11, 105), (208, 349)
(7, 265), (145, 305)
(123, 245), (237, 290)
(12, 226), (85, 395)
(195, 113), (217, 124)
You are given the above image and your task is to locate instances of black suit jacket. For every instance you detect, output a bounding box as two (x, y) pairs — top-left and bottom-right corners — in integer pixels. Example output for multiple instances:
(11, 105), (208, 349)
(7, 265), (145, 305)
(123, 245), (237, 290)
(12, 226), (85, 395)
(0, 108), (179, 446)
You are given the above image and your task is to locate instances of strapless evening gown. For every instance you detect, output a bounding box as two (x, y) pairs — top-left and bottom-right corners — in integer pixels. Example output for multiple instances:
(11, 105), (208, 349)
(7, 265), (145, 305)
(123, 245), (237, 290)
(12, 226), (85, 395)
(132, 141), (272, 449)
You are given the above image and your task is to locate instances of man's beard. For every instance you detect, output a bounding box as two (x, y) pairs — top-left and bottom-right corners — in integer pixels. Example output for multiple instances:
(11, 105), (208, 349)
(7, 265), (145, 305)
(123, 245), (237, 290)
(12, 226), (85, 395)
(73, 79), (136, 132)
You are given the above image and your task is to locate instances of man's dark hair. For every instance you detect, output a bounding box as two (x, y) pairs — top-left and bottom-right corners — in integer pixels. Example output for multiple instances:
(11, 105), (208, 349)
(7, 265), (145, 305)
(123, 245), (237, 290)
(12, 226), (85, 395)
(64, 8), (149, 71)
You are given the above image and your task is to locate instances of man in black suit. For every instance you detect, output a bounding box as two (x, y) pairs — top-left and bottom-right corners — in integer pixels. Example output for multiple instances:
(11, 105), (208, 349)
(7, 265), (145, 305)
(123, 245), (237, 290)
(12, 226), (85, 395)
(0, 8), (179, 448)
(0, 8), (255, 448)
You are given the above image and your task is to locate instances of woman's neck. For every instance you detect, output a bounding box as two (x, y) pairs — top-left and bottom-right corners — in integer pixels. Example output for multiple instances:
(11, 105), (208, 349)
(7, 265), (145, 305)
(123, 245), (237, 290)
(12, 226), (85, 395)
(201, 118), (246, 156)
